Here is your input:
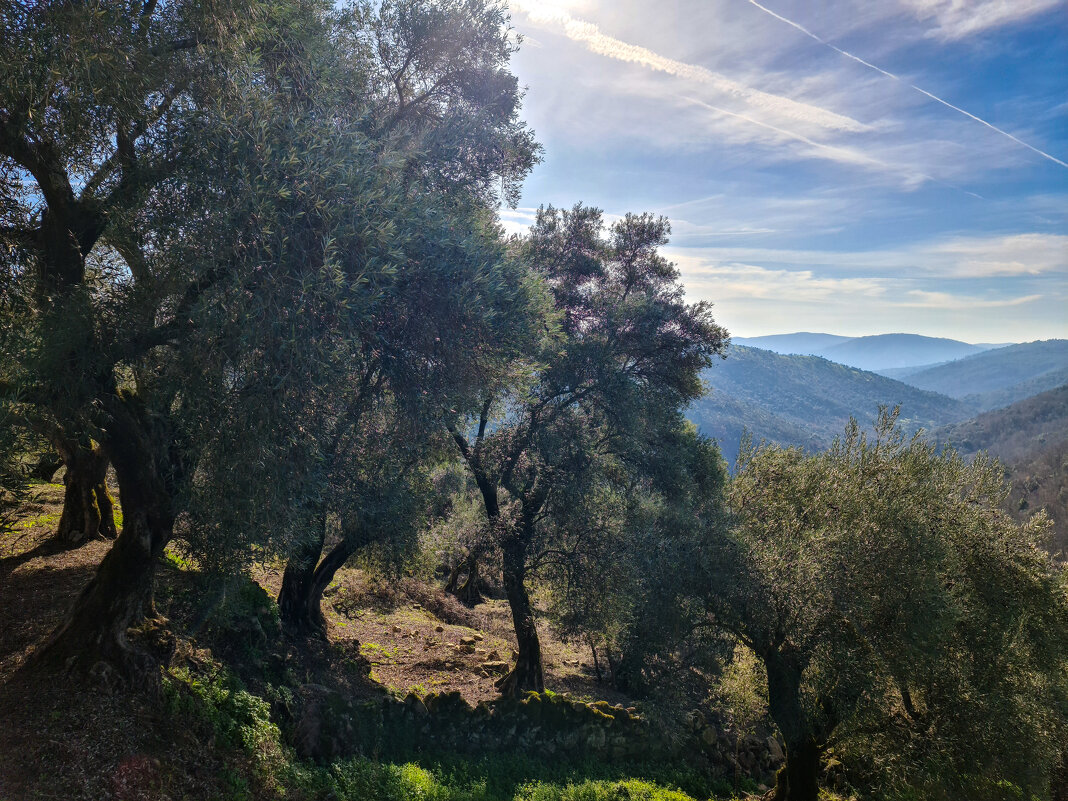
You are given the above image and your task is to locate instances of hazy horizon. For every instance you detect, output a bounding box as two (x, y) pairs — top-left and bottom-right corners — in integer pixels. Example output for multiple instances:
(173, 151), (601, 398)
(498, 0), (1067, 343)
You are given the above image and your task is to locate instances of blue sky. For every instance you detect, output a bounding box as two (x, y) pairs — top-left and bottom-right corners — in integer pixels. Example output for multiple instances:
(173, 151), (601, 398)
(498, 0), (1067, 342)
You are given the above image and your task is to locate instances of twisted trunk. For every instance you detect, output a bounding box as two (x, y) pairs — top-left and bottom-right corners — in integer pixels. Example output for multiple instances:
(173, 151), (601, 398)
(763, 649), (821, 801)
(33, 395), (174, 688)
(446, 551), (484, 606)
(496, 529), (543, 696)
(279, 524), (327, 636)
(54, 438), (116, 547)
(279, 524), (363, 636)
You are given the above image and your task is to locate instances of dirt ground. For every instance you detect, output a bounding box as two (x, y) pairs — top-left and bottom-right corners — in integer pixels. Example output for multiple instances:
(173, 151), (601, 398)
(0, 480), (634, 799)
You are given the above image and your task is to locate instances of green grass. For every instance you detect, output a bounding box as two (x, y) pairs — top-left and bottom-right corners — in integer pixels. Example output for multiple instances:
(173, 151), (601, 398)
(13, 511), (59, 530)
(284, 755), (730, 801)
(361, 640), (399, 662)
(160, 657), (746, 801)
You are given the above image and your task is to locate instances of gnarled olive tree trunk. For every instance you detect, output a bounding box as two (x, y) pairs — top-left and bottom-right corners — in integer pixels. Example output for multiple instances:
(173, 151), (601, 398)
(445, 550), (484, 606)
(495, 526), (544, 696)
(279, 521), (366, 636)
(763, 649), (821, 801)
(279, 523), (328, 636)
(54, 438), (116, 547)
(33, 395), (176, 687)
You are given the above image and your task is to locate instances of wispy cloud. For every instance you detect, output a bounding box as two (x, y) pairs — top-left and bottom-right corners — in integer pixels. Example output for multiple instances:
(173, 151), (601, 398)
(680, 95), (895, 172)
(928, 233), (1068, 276)
(899, 0), (1064, 40)
(899, 290), (1044, 309)
(740, 0), (1068, 170)
(508, 0), (870, 134)
(665, 232), (1068, 278)
(676, 260), (893, 301)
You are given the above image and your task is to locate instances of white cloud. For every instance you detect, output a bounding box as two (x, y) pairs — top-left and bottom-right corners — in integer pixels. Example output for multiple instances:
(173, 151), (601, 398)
(662, 248), (1063, 341)
(898, 290), (1044, 308)
(927, 233), (1068, 276)
(899, 0), (1065, 39)
(675, 260), (893, 302)
(508, 0), (870, 134)
(664, 233), (1068, 278)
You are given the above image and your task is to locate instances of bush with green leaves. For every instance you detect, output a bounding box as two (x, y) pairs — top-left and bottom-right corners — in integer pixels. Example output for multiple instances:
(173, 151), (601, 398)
(704, 409), (1068, 801)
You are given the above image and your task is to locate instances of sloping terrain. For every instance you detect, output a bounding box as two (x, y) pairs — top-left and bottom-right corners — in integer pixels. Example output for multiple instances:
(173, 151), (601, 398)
(0, 482), (705, 801)
(1008, 438), (1068, 558)
(929, 384), (1068, 464)
(688, 345), (972, 465)
(929, 385), (1068, 556)
(897, 339), (1068, 405)
(733, 332), (851, 355)
(816, 333), (992, 371)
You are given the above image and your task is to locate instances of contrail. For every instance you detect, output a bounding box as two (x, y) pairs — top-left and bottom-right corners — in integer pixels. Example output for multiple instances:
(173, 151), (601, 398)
(509, 0), (869, 133)
(679, 96), (888, 170)
(682, 96), (985, 199)
(741, 0), (1068, 170)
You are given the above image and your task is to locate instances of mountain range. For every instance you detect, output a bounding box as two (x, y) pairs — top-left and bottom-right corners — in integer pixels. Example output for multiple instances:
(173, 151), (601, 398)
(734, 332), (1006, 372)
(688, 345), (971, 465)
(688, 334), (1068, 552)
(690, 337), (1068, 466)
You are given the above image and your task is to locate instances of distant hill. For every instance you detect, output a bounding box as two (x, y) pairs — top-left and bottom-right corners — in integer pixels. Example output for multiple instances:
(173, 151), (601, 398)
(688, 345), (972, 465)
(734, 331), (1005, 372)
(929, 384), (1068, 465)
(816, 334), (992, 371)
(897, 340), (1068, 408)
(733, 332), (851, 355)
(928, 385), (1068, 557)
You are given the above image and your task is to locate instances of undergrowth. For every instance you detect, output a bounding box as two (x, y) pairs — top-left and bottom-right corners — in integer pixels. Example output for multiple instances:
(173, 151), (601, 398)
(159, 658), (755, 801)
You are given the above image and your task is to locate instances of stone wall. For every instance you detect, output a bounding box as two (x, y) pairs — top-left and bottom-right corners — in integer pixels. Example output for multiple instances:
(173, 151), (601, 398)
(286, 685), (783, 785)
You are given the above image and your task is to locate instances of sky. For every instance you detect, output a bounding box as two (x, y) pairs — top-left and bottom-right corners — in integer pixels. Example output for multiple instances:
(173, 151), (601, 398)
(497, 0), (1068, 342)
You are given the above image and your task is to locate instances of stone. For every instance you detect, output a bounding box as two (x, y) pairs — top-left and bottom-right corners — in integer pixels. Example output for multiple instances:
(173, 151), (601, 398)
(472, 632), (484, 641)
(435, 625), (444, 632)
(482, 660), (510, 674)
(459, 635), (477, 646)
(766, 736), (785, 762)
(585, 727), (606, 749)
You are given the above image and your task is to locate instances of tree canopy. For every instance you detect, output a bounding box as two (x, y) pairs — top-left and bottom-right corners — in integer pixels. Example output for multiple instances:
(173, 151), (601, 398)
(706, 410), (1068, 800)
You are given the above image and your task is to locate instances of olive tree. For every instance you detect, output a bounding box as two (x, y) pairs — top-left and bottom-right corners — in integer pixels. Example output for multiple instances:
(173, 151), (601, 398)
(0, 0), (538, 682)
(449, 204), (728, 695)
(706, 410), (1068, 801)
(270, 0), (544, 635)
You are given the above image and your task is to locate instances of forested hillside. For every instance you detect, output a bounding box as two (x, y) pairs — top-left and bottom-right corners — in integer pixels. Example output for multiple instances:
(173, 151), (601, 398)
(689, 345), (971, 463)
(735, 332), (1000, 370)
(898, 339), (1068, 406)
(930, 384), (1068, 554)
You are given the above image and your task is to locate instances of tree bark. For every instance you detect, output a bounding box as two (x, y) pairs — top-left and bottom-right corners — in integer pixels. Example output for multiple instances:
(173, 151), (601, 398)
(279, 524), (363, 637)
(763, 649), (821, 801)
(279, 524), (328, 636)
(1052, 749), (1068, 801)
(446, 551), (484, 606)
(33, 395), (174, 688)
(54, 439), (117, 547)
(496, 531), (544, 696)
